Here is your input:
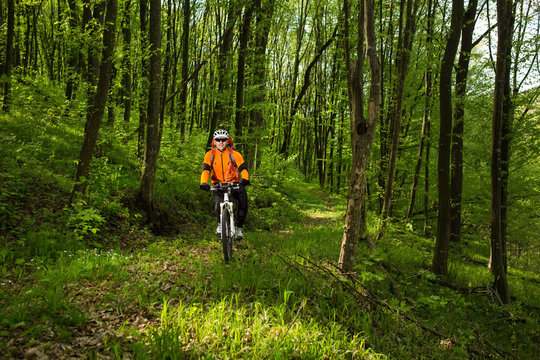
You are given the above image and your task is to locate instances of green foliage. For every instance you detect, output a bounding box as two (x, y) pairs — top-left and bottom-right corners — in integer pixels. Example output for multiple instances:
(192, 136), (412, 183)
(1, 72), (539, 359)
(65, 201), (105, 238)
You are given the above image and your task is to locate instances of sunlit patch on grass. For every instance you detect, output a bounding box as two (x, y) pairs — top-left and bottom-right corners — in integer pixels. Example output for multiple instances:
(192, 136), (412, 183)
(143, 296), (381, 359)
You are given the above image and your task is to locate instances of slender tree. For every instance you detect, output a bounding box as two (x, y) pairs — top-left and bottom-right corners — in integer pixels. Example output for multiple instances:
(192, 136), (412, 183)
(120, 0), (132, 123)
(178, 0), (190, 137)
(489, 0), (514, 304)
(339, 0), (380, 271)
(138, 0), (149, 159)
(137, 0), (162, 212)
(381, 0), (419, 220)
(433, 0), (463, 276)
(235, 0), (255, 148)
(65, 0), (80, 100)
(206, 3), (238, 148)
(450, 0), (478, 243)
(246, 0), (275, 170)
(1, 0), (14, 112)
(71, 0), (118, 200)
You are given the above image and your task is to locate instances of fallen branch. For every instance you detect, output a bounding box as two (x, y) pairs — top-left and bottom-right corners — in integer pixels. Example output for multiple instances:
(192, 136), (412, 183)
(296, 255), (512, 359)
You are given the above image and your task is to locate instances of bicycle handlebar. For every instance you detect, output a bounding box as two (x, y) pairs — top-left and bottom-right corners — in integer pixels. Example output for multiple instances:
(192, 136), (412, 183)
(210, 182), (241, 192)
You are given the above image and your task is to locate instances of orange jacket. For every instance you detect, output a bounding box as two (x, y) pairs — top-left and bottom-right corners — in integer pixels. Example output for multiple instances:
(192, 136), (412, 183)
(200, 148), (249, 184)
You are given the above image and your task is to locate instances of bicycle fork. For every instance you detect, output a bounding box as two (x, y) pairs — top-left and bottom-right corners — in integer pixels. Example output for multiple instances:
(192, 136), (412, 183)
(221, 193), (236, 239)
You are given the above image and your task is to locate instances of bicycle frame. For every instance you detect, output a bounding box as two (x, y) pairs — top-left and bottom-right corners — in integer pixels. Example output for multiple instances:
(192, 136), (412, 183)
(220, 187), (236, 240)
(212, 183), (239, 262)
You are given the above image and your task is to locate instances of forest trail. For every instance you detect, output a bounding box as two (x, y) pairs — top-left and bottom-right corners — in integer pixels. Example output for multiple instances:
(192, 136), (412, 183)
(4, 188), (347, 359)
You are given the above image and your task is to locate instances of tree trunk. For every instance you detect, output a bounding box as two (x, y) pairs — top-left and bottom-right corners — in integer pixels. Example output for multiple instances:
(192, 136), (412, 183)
(71, 0), (117, 200)
(65, 0), (80, 101)
(406, 0), (434, 222)
(235, 0), (255, 148)
(138, 0), (149, 159)
(159, 0), (173, 140)
(206, 5), (238, 149)
(137, 0), (162, 212)
(85, 1), (106, 85)
(246, 0), (275, 170)
(433, 0), (463, 276)
(381, 0), (418, 220)
(120, 0), (132, 123)
(279, 0), (309, 156)
(489, 0), (513, 305)
(450, 0), (478, 243)
(339, 0), (380, 272)
(178, 0), (190, 137)
(2, 0), (14, 112)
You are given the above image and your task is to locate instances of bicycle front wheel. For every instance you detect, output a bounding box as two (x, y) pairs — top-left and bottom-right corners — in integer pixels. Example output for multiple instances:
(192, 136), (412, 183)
(221, 208), (233, 262)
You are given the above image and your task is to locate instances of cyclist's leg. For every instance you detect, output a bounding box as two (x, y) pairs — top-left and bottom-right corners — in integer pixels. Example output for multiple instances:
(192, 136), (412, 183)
(233, 186), (248, 229)
(214, 191), (224, 221)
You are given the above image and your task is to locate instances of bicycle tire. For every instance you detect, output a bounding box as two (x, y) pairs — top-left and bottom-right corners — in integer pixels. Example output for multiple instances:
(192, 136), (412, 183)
(221, 208), (233, 262)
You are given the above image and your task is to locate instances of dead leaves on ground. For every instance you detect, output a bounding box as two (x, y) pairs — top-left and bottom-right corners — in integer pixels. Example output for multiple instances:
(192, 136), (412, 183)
(4, 245), (217, 359)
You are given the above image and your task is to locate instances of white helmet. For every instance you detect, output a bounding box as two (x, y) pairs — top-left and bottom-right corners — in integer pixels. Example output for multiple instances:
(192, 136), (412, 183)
(213, 129), (229, 140)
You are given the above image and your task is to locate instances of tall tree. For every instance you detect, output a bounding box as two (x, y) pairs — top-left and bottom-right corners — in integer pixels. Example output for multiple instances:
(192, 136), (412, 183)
(380, 0), (419, 220)
(120, 0), (132, 123)
(71, 0), (118, 200)
(432, 0), (463, 276)
(65, 0), (80, 100)
(246, 0), (275, 170)
(235, 0), (255, 148)
(138, 0), (149, 159)
(1, 0), (14, 112)
(339, 0), (380, 272)
(279, 0), (309, 156)
(406, 0), (434, 223)
(137, 0), (162, 212)
(450, 0), (478, 243)
(178, 0), (190, 137)
(489, 0), (514, 304)
(206, 3), (238, 148)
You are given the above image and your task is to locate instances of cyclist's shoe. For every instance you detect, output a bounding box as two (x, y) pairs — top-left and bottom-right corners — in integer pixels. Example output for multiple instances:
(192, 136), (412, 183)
(215, 223), (221, 237)
(236, 227), (243, 240)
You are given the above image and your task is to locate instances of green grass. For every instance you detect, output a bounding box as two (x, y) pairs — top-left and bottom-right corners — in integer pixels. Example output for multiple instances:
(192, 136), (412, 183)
(1, 77), (539, 359)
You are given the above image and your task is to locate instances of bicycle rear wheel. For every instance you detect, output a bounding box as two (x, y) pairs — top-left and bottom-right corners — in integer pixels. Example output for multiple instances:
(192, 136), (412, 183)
(221, 208), (233, 262)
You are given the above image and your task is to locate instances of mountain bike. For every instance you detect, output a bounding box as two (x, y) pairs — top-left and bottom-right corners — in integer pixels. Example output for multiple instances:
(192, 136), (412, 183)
(211, 182), (239, 263)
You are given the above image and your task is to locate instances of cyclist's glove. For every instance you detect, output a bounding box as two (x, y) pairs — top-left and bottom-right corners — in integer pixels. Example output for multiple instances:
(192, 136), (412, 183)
(200, 183), (210, 191)
(240, 179), (250, 187)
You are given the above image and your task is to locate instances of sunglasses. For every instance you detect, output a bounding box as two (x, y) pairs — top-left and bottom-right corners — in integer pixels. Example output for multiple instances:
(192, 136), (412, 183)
(215, 138), (228, 142)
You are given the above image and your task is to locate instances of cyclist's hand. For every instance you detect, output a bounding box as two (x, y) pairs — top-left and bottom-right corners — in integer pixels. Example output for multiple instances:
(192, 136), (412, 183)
(200, 183), (210, 191)
(240, 179), (250, 187)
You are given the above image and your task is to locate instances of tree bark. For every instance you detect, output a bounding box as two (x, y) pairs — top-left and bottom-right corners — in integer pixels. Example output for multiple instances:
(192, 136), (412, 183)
(246, 0), (275, 170)
(381, 0), (418, 220)
(406, 0), (434, 222)
(137, 0), (162, 212)
(489, 0), (513, 305)
(120, 0), (132, 123)
(235, 0), (255, 148)
(71, 0), (117, 200)
(279, 0), (309, 156)
(433, 0), (463, 276)
(339, 0), (380, 272)
(138, 0), (149, 159)
(206, 4), (238, 149)
(178, 0), (190, 137)
(1, 0), (14, 112)
(65, 0), (80, 100)
(450, 0), (478, 243)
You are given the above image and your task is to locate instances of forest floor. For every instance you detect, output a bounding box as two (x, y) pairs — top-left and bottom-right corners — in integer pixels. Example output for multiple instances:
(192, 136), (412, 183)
(2, 181), (540, 359)
(2, 186), (370, 359)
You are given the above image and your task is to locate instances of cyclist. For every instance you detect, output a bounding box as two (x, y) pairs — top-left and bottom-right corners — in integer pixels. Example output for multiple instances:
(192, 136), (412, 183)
(200, 129), (250, 239)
